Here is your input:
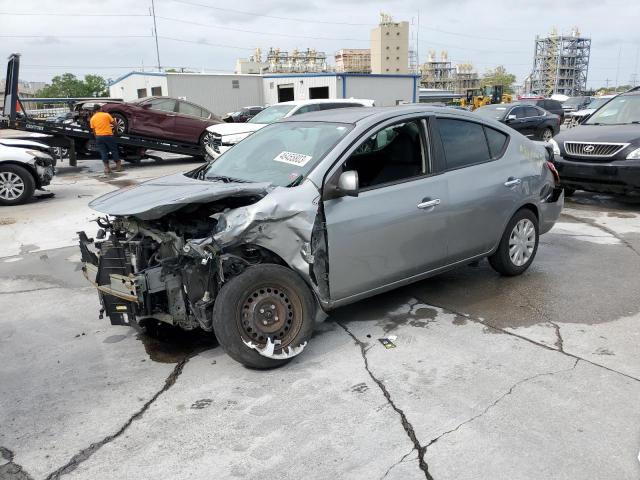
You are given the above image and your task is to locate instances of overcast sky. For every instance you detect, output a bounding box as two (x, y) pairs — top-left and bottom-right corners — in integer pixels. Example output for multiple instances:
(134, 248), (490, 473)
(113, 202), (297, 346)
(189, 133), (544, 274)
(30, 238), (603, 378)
(1, 0), (639, 88)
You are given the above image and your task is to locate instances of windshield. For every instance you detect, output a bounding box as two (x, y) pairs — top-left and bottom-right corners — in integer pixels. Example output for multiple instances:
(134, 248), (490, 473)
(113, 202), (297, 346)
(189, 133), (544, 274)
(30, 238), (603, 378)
(585, 95), (640, 125)
(204, 121), (352, 186)
(475, 105), (509, 120)
(248, 105), (295, 124)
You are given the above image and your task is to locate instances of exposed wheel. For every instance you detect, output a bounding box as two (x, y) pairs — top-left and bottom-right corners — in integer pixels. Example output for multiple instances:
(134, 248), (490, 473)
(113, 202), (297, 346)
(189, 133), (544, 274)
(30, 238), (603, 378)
(0, 164), (35, 206)
(540, 127), (553, 142)
(563, 187), (576, 197)
(53, 146), (69, 159)
(112, 113), (128, 136)
(212, 264), (316, 369)
(489, 209), (539, 276)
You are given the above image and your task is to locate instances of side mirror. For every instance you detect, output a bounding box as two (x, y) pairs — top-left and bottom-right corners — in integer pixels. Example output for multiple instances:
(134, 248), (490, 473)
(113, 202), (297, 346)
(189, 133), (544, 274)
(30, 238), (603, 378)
(506, 114), (516, 121)
(337, 170), (359, 197)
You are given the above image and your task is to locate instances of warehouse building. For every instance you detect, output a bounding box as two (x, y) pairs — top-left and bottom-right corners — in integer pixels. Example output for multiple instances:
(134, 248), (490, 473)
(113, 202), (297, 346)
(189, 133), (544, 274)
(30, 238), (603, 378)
(109, 71), (419, 114)
(262, 73), (418, 106)
(108, 71), (167, 101)
(165, 73), (263, 116)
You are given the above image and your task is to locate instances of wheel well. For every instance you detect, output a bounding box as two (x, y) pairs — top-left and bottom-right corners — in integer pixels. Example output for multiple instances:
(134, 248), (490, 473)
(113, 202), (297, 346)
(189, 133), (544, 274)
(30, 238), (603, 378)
(0, 161), (39, 187)
(518, 203), (539, 221)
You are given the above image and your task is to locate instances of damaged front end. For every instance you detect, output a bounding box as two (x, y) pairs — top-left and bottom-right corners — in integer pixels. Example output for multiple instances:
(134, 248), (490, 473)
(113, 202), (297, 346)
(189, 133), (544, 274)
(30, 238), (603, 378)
(79, 200), (276, 331)
(78, 173), (326, 363)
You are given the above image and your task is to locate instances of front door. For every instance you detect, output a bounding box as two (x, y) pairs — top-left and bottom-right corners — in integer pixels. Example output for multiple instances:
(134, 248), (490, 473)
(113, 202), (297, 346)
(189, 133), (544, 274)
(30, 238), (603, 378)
(134, 98), (176, 138)
(323, 118), (448, 301)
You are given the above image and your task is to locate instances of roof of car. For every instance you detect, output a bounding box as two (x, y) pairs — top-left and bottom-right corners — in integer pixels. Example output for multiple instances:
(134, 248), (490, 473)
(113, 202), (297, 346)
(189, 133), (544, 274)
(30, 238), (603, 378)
(281, 104), (478, 124)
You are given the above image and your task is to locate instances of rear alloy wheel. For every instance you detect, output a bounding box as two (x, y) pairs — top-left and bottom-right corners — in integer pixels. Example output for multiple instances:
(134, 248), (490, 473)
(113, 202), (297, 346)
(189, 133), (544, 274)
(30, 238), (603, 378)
(213, 264), (315, 369)
(489, 209), (539, 276)
(0, 164), (35, 206)
(112, 113), (128, 136)
(541, 127), (553, 142)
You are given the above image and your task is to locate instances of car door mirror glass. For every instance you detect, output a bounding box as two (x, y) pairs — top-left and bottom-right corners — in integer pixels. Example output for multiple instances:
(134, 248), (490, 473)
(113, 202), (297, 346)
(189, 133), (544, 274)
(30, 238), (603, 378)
(507, 114), (516, 121)
(338, 170), (359, 197)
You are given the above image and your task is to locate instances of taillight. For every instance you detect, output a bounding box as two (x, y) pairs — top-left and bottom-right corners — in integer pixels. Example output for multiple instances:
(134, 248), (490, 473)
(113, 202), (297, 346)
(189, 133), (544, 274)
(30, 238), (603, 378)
(546, 161), (560, 184)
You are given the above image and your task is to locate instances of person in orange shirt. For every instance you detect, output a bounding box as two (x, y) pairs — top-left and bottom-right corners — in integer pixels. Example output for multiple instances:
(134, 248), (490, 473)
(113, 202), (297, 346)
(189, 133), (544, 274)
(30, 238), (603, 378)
(89, 105), (122, 175)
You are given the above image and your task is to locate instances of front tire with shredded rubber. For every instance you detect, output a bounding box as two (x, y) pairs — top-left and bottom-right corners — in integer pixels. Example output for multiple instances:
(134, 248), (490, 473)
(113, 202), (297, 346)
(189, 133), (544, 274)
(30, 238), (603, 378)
(212, 264), (316, 369)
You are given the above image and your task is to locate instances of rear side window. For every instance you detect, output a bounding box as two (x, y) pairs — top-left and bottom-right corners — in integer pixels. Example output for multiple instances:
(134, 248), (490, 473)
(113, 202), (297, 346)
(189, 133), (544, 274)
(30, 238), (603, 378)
(178, 101), (204, 118)
(437, 118), (490, 170)
(524, 106), (540, 117)
(484, 127), (508, 159)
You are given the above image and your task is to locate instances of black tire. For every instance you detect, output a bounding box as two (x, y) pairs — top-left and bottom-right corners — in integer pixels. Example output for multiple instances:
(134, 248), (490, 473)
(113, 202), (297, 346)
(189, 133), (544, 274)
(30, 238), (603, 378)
(563, 187), (576, 197)
(539, 127), (553, 141)
(212, 264), (316, 369)
(488, 209), (539, 276)
(112, 113), (128, 136)
(0, 164), (36, 206)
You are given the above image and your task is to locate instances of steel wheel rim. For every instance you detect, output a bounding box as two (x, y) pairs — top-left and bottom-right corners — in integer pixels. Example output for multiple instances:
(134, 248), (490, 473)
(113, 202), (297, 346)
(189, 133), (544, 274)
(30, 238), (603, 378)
(202, 133), (212, 148)
(542, 129), (552, 141)
(237, 283), (303, 349)
(0, 172), (25, 201)
(508, 218), (536, 266)
(114, 116), (126, 134)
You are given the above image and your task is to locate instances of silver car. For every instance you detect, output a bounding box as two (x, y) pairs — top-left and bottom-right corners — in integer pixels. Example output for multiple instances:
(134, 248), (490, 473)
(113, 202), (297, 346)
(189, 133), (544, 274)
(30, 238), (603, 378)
(78, 106), (563, 368)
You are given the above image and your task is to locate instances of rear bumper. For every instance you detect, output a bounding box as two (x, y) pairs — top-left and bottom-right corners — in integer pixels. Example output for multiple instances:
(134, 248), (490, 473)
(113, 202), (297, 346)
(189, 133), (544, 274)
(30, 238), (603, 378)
(539, 187), (564, 235)
(553, 155), (640, 194)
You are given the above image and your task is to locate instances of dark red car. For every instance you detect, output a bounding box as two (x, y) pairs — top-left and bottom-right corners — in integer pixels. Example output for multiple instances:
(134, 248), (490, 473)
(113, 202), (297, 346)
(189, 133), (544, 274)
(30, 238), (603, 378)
(101, 97), (222, 146)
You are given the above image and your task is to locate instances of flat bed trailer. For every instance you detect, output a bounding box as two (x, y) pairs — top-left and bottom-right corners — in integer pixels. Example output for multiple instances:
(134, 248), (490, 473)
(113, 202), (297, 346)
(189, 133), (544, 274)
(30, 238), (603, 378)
(1, 53), (205, 165)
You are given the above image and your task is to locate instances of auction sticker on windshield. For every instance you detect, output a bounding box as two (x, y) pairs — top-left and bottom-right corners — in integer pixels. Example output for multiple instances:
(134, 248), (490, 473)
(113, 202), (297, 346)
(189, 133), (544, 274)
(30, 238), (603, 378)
(274, 151), (313, 167)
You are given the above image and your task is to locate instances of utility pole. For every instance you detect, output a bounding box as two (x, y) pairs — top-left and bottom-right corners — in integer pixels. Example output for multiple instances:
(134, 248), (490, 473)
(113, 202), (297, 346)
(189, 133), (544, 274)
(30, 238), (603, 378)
(614, 47), (621, 92)
(151, 0), (161, 71)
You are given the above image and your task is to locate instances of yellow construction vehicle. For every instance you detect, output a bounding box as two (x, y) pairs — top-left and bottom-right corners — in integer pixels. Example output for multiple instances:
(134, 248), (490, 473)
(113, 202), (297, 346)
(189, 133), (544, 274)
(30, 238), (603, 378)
(459, 85), (513, 110)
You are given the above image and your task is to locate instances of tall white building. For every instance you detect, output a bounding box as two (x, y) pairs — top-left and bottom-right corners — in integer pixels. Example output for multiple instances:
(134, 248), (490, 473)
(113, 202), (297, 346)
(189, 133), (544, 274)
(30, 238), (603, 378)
(370, 13), (409, 74)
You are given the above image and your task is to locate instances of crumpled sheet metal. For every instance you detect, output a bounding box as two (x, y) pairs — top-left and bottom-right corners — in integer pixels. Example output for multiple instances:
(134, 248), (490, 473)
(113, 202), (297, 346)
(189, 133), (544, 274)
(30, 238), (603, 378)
(89, 173), (272, 220)
(213, 180), (320, 281)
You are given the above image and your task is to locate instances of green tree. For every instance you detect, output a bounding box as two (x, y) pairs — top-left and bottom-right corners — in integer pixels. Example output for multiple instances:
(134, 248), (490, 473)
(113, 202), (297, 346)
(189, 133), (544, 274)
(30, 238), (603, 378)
(481, 65), (517, 94)
(39, 73), (109, 98)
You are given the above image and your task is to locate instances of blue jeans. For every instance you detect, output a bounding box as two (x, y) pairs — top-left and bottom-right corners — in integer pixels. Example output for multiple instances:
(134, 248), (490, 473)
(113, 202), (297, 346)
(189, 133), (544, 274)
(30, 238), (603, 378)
(95, 136), (120, 164)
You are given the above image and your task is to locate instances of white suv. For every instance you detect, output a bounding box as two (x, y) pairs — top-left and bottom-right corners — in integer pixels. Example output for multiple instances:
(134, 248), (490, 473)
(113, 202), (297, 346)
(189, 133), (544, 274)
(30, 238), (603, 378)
(204, 98), (374, 159)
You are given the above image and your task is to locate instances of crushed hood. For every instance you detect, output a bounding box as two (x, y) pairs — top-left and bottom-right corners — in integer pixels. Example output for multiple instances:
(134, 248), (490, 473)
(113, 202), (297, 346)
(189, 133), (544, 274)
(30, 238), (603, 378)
(89, 173), (272, 220)
(205, 122), (265, 136)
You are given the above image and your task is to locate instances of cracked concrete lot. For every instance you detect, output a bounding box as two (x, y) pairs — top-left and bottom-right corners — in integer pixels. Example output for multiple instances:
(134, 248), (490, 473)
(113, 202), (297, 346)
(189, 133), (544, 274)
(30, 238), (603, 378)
(1, 156), (640, 479)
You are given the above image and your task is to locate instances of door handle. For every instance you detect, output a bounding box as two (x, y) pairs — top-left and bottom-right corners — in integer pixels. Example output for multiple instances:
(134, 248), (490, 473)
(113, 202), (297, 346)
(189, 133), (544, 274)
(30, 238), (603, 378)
(417, 198), (441, 210)
(504, 178), (522, 187)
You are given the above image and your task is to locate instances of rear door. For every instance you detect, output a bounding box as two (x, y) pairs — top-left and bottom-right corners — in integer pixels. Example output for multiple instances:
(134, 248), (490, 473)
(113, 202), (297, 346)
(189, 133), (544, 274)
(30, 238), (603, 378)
(434, 117), (517, 261)
(323, 116), (448, 300)
(174, 100), (210, 143)
(133, 98), (176, 138)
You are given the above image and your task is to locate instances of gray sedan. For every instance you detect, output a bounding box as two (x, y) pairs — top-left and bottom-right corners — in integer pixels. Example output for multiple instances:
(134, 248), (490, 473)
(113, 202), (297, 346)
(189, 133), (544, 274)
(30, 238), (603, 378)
(79, 105), (563, 368)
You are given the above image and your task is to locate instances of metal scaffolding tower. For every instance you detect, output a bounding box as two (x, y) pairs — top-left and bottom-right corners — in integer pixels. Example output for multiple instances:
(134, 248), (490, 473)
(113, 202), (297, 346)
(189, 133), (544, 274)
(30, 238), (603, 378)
(530, 27), (591, 96)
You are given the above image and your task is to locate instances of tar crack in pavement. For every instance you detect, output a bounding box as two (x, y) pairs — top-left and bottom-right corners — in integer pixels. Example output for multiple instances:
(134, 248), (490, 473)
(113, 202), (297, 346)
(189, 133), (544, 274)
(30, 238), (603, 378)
(338, 322), (435, 480)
